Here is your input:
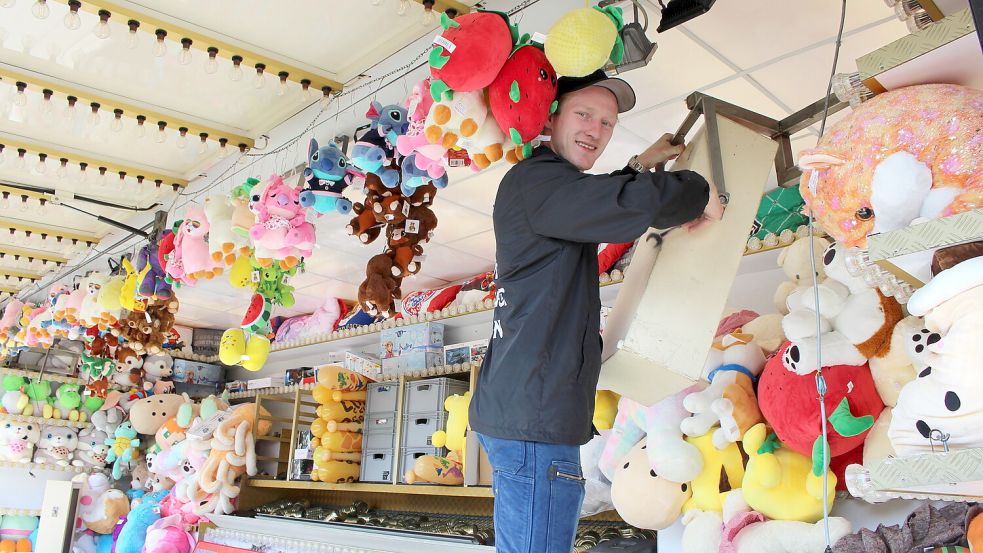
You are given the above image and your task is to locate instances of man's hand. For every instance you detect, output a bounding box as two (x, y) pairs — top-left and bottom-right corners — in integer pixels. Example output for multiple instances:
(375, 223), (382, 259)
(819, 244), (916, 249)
(683, 180), (724, 232)
(638, 133), (685, 169)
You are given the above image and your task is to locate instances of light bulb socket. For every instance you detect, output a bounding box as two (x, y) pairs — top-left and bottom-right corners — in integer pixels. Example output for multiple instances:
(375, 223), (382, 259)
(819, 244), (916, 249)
(154, 28), (167, 41)
(154, 179), (163, 188)
(59, 157), (68, 167)
(278, 71), (289, 83)
(67, 95), (78, 107)
(1, 192), (8, 200)
(199, 132), (208, 142)
(37, 153), (46, 163)
(422, 0), (435, 10)
(98, 166), (107, 175)
(157, 121), (167, 131)
(16, 149), (26, 158)
(254, 63), (266, 75)
(178, 126), (188, 136)
(231, 55), (243, 67)
(207, 46), (218, 58)
(445, 7), (458, 18)
(238, 143), (248, 153)
(300, 79), (311, 91)
(113, 108), (123, 119)
(68, 0), (80, 12)
(89, 102), (100, 114)
(322, 86), (333, 97)
(219, 137), (229, 148)
(118, 171), (126, 180)
(127, 19), (139, 32)
(97, 9), (109, 22)
(171, 184), (180, 192)
(15, 81), (26, 94)
(79, 162), (88, 171)
(136, 114), (146, 125)
(42, 88), (53, 100)
(180, 37), (192, 49)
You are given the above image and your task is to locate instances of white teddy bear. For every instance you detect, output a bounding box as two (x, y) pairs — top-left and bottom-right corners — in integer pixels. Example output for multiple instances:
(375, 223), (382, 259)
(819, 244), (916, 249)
(0, 421), (41, 462)
(33, 425), (81, 467)
(773, 237), (830, 315)
(781, 242), (902, 375)
(76, 427), (110, 469)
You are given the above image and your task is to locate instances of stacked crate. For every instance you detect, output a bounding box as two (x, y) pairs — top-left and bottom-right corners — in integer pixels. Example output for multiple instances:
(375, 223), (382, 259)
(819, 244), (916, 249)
(399, 377), (469, 484)
(359, 381), (400, 483)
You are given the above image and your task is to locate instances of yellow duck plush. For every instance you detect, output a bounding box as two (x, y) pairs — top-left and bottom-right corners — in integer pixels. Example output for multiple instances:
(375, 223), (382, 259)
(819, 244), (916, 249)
(683, 432), (746, 513)
(741, 423), (836, 522)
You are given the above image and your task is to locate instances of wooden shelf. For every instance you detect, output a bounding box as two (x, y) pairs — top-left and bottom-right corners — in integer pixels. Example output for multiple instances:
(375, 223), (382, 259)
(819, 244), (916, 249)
(1, 366), (127, 392)
(244, 478), (493, 498)
(0, 459), (90, 473)
(0, 412), (92, 429)
(0, 507), (40, 516)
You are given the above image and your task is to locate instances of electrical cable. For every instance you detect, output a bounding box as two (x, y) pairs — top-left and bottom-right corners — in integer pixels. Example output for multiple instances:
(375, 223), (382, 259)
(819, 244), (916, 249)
(807, 0), (848, 551)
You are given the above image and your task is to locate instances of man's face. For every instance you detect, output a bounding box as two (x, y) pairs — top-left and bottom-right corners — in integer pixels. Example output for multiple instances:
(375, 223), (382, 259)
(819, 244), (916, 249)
(546, 86), (619, 171)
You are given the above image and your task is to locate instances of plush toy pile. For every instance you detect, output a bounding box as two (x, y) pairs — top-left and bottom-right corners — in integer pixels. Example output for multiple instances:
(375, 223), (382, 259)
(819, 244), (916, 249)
(309, 366), (370, 483)
(588, 83), (982, 553)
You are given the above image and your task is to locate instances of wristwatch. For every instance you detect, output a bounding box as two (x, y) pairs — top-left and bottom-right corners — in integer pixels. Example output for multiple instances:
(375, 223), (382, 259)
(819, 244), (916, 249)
(627, 155), (650, 173)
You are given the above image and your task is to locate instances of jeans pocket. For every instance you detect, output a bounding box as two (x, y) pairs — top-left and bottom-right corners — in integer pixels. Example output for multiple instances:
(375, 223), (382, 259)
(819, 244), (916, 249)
(494, 471), (534, 553)
(546, 460), (586, 553)
(479, 434), (526, 476)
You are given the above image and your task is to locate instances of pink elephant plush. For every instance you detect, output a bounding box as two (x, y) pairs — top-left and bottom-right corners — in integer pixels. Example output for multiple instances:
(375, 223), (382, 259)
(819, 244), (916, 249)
(249, 175), (315, 270)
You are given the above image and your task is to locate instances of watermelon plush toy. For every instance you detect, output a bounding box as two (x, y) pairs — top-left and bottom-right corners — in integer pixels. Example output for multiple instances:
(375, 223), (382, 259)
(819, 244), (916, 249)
(219, 293), (273, 371)
(429, 11), (517, 101)
(488, 41), (558, 154)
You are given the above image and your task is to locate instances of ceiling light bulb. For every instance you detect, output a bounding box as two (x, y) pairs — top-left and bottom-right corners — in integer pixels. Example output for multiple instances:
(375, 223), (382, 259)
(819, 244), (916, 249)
(111, 109), (123, 132)
(0, 194), (8, 210)
(35, 154), (47, 174)
(153, 29), (167, 57)
(179, 38), (192, 65)
(62, 96), (78, 127)
(87, 103), (100, 127)
(78, 163), (88, 182)
(397, 0), (409, 16)
(40, 90), (55, 123)
(13, 87), (27, 108)
(155, 121), (167, 143)
(277, 71), (289, 96)
(204, 47), (219, 74)
(14, 150), (26, 172)
(197, 133), (208, 154)
(37, 200), (47, 216)
(0, 0), (15, 8)
(56, 158), (68, 179)
(300, 79), (313, 102)
(31, 0), (49, 19)
(126, 20), (139, 49)
(18, 197), (29, 212)
(64, 1), (81, 29)
(218, 138), (229, 157)
(0, 147), (6, 166)
(253, 63), (266, 89)
(134, 115), (146, 138)
(230, 55), (243, 81)
(97, 167), (107, 186)
(371, 0), (383, 5)
(176, 127), (188, 149)
(93, 10), (111, 39)
(420, 0), (435, 25)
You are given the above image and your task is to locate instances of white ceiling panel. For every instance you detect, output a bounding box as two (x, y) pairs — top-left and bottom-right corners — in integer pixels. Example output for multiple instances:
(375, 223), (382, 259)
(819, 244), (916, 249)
(682, 0), (898, 69)
(447, 230), (497, 263)
(400, 274), (453, 292)
(701, 78), (790, 121)
(413, 244), (492, 284)
(428, 201), (492, 245)
(621, 100), (692, 145)
(435, 164), (507, 216)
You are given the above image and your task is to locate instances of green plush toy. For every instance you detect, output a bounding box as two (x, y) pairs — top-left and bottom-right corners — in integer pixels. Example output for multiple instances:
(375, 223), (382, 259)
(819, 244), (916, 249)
(54, 384), (85, 422)
(79, 351), (115, 381)
(1, 375), (30, 415)
(250, 256), (300, 308)
(23, 380), (54, 419)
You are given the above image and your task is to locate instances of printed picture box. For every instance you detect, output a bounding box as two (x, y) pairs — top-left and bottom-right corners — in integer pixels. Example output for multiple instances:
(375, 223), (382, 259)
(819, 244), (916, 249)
(283, 366), (317, 386)
(381, 351), (444, 374)
(444, 340), (489, 368)
(173, 359), (226, 387)
(345, 351), (382, 379)
(379, 322), (445, 359)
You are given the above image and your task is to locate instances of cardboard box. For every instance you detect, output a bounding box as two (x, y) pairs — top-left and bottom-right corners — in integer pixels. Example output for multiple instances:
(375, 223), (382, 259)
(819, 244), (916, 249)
(247, 377), (273, 390)
(284, 367), (317, 386)
(380, 322), (444, 359)
(226, 380), (246, 393)
(444, 340), (489, 368)
(381, 351), (443, 374)
(173, 359), (225, 387)
(345, 351), (382, 379)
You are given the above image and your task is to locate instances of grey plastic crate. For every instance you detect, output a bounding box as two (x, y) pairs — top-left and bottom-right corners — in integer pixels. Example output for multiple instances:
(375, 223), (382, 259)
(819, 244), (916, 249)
(360, 449), (395, 483)
(401, 411), (448, 449)
(399, 447), (448, 484)
(403, 377), (469, 415)
(363, 411), (397, 433)
(366, 381), (399, 415)
(364, 429), (396, 450)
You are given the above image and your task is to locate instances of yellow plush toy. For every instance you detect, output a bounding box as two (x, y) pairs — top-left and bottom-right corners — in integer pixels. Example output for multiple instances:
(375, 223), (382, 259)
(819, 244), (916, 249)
(593, 390), (620, 430)
(545, 7), (624, 77)
(228, 254), (253, 289)
(97, 274), (126, 328)
(405, 391), (471, 486)
(119, 258), (149, 312)
(683, 432), (746, 513)
(741, 423), (836, 522)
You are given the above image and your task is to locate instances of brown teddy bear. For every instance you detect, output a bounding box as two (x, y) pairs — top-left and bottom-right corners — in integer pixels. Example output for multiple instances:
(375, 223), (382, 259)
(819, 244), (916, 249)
(346, 203), (384, 244)
(358, 253), (402, 317)
(408, 183), (438, 207)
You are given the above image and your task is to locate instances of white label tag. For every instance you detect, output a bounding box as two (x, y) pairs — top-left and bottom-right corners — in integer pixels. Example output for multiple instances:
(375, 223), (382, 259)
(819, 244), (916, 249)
(281, 274), (291, 285)
(402, 202), (410, 217)
(294, 448), (313, 460)
(251, 271), (260, 283)
(808, 170), (819, 196)
(405, 220), (420, 234)
(413, 254), (427, 263)
(407, 97), (421, 117)
(187, 410), (232, 440)
(452, 98), (468, 116)
(531, 32), (548, 44)
(433, 35), (456, 53)
(448, 158), (466, 168)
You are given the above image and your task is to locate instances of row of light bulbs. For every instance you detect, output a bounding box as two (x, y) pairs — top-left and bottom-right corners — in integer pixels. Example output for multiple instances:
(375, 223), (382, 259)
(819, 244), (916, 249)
(372, 0), (454, 26)
(0, 145), (184, 190)
(884, 0), (936, 32)
(0, 0), (339, 99)
(2, 228), (93, 253)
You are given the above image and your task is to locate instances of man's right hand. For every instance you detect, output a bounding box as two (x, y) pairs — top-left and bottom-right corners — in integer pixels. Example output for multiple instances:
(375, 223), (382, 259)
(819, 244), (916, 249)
(639, 133), (685, 169)
(682, 180), (724, 232)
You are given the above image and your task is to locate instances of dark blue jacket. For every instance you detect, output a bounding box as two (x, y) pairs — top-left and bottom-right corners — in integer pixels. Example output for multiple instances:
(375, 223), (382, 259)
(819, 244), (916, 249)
(469, 146), (710, 445)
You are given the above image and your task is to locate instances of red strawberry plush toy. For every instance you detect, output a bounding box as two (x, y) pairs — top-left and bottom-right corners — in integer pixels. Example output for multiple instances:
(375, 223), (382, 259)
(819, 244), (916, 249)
(429, 11), (517, 101)
(488, 42), (558, 152)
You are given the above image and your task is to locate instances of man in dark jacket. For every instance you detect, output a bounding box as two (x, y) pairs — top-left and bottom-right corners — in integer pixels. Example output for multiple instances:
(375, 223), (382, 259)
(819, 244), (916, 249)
(469, 70), (722, 553)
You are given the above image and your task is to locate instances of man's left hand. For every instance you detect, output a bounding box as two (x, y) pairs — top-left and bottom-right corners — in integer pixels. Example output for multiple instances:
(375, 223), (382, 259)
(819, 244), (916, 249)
(683, 180), (724, 232)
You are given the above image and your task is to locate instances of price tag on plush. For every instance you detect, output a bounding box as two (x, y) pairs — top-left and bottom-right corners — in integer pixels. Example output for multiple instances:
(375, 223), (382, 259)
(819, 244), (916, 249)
(599, 115), (778, 406)
(187, 409), (233, 441)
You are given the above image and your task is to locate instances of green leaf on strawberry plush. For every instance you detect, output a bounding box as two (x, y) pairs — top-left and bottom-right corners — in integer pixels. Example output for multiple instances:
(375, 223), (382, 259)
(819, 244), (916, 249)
(509, 80), (521, 103)
(522, 143), (533, 158)
(429, 79), (451, 103)
(429, 48), (450, 70)
(550, 100), (558, 114)
(440, 12), (459, 29)
(509, 128), (522, 145)
(610, 35), (625, 65)
(829, 397), (874, 437)
(811, 436), (830, 477)
(757, 432), (782, 455)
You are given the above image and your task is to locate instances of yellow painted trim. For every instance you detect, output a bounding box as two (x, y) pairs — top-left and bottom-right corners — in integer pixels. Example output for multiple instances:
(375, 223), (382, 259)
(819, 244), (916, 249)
(0, 268), (42, 281)
(55, 0), (344, 95)
(0, 286), (20, 294)
(0, 246), (67, 264)
(0, 184), (47, 201)
(0, 219), (99, 244)
(0, 64), (253, 148)
(0, 134), (188, 188)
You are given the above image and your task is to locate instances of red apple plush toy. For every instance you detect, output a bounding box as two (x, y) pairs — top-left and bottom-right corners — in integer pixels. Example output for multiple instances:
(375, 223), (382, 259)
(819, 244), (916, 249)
(429, 11), (517, 101)
(758, 342), (884, 460)
(488, 42), (558, 151)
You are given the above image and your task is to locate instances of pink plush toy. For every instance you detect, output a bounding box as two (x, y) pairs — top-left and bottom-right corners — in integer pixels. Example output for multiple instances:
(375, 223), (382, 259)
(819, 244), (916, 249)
(0, 299), (24, 342)
(274, 296), (344, 343)
(249, 175), (315, 270)
(396, 78), (448, 174)
(799, 84), (981, 249)
(143, 514), (196, 553)
(172, 206), (221, 283)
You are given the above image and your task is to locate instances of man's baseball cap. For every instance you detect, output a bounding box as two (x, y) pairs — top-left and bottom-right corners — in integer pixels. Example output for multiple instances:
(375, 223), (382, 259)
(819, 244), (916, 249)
(555, 69), (636, 113)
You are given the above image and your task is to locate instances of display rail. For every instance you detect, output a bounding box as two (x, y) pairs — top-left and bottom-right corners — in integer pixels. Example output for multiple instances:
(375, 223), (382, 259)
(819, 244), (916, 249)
(244, 479), (493, 498)
(1, 367), (128, 391)
(0, 412), (92, 429)
(0, 507), (41, 516)
(0, 459), (90, 473)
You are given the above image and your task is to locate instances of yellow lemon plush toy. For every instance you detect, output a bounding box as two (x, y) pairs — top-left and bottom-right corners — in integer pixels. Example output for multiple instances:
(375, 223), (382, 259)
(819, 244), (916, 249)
(545, 6), (624, 77)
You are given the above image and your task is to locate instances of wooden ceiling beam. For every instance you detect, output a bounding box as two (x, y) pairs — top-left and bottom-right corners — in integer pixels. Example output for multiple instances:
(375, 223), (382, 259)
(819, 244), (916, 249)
(0, 63), (254, 149)
(0, 134), (188, 189)
(0, 219), (100, 246)
(0, 246), (68, 264)
(55, 0), (344, 96)
(0, 286), (20, 294)
(0, 269), (43, 281)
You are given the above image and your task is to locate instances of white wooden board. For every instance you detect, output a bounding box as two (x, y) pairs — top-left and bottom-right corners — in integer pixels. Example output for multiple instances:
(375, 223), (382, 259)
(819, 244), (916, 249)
(598, 114), (778, 406)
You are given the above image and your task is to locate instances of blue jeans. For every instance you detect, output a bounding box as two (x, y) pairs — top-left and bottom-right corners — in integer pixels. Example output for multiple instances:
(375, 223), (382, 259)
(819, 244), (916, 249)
(477, 433), (586, 553)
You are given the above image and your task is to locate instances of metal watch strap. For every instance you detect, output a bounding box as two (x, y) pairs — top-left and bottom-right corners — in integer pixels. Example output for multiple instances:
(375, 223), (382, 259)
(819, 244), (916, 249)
(627, 155), (649, 173)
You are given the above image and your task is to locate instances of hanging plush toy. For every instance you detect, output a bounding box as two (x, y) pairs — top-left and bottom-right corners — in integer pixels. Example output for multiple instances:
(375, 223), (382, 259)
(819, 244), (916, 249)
(544, 6), (624, 77)
(365, 101), (410, 146)
(172, 206), (222, 283)
(352, 128), (402, 188)
(798, 84), (981, 279)
(300, 138), (355, 215)
(96, 274), (125, 329)
(428, 10), (517, 100)
(136, 242), (172, 301)
(204, 194), (249, 265)
(220, 294), (272, 372)
(105, 421), (141, 479)
(78, 272), (109, 329)
(488, 40), (558, 155)
(230, 177), (260, 236)
(119, 257), (149, 312)
(249, 175), (315, 270)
